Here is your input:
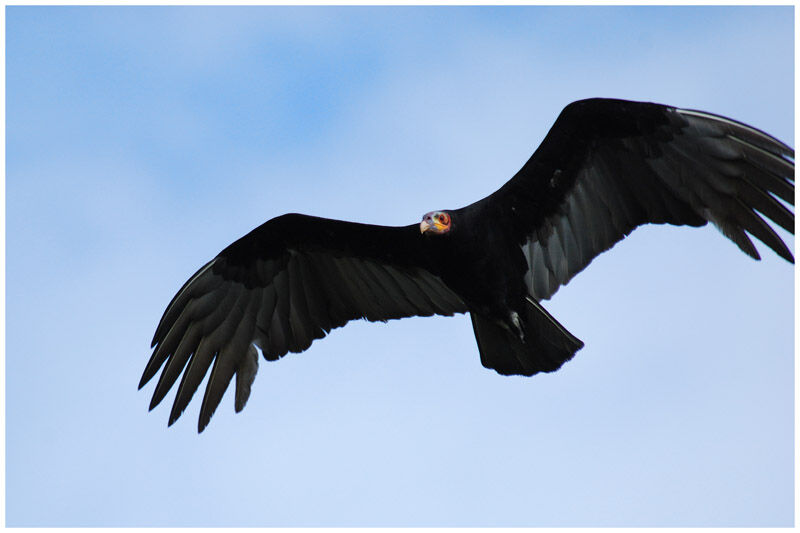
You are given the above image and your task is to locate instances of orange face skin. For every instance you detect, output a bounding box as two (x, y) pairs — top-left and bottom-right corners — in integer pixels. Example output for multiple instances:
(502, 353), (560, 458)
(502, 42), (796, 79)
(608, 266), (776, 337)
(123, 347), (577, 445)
(420, 211), (452, 235)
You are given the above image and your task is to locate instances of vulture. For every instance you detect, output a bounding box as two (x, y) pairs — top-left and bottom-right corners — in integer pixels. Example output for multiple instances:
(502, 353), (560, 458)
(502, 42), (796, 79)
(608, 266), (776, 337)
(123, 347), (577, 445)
(140, 98), (795, 432)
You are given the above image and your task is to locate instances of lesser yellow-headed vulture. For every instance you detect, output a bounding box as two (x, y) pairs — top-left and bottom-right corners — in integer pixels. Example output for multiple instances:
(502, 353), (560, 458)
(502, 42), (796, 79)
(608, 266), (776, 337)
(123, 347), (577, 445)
(140, 98), (794, 432)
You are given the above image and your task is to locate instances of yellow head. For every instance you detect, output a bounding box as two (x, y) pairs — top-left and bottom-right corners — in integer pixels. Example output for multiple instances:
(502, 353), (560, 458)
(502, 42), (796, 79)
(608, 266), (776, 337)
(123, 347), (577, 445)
(420, 211), (452, 235)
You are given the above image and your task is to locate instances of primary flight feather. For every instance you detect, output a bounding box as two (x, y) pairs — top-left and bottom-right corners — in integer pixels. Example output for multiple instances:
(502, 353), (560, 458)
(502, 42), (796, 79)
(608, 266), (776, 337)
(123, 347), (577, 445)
(141, 98), (795, 432)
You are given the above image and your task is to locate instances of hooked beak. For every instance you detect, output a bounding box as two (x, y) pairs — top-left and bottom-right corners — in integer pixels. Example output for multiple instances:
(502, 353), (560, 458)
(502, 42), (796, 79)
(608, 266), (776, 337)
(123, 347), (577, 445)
(420, 219), (433, 234)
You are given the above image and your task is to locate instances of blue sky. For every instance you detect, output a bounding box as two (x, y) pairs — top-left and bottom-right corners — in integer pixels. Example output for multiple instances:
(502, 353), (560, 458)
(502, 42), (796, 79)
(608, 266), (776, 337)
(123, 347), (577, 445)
(6, 6), (794, 527)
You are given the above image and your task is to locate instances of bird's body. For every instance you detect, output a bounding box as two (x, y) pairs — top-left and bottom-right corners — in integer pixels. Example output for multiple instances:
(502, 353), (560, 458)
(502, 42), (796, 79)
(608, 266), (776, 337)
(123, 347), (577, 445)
(425, 202), (520, 315)
(141, 98), (794, 432)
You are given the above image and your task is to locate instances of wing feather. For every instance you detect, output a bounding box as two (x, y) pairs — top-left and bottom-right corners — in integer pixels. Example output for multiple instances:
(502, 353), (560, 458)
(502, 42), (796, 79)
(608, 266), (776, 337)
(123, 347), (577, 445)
(270, 268), (293, 356)
(294, 253), (333, 333)
(287, 256), (315, 352)
(735, 175), (794, 232)
(148, 321), (203, 410)
(142, 279), (238, 390)
(168, 313), (235, 426)
(485, 98), (794, 301)
(198, 292), (260, 432)
(376, 264), (429, 314)
(151, 260), (223, 347)
(143, 215), (466, 431)
(234, 345), (259, 413)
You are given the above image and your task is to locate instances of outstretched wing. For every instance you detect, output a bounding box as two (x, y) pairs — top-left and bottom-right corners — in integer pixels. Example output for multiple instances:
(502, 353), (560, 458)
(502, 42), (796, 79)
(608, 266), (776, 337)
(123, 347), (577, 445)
(140, 214), (467, 432)
(486, 98), (794, 301)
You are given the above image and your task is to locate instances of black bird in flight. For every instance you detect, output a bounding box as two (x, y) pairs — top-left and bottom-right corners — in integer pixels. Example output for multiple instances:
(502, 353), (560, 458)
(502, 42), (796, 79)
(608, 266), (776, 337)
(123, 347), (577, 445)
(140, 98), (794, 432)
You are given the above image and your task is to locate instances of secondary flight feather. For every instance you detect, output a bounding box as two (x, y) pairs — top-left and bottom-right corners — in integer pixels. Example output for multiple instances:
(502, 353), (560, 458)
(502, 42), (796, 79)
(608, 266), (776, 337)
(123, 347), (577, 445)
(140, 98), (795, 432)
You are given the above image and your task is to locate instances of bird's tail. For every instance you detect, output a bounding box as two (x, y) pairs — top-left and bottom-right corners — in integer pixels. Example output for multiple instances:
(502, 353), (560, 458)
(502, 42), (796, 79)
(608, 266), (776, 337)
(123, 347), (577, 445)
(470, 297), (584, 376)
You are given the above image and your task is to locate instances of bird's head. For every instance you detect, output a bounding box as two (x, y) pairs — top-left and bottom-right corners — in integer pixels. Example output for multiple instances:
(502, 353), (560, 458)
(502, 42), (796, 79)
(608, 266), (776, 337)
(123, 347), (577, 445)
(420, 210), (452, 236)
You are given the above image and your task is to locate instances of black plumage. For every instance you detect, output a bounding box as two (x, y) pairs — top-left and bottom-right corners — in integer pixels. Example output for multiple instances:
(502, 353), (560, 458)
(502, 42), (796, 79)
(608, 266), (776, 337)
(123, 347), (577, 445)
(140, 98), (795, 432)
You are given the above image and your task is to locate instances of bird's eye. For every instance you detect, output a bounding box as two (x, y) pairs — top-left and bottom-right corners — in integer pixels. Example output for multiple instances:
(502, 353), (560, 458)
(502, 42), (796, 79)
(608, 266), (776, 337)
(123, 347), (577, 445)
(440, 213), (449, 225)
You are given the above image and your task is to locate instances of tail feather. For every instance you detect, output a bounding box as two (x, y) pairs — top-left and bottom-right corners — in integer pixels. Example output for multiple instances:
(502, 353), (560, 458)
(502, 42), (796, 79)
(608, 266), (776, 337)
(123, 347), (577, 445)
(471, 297), (583, 376)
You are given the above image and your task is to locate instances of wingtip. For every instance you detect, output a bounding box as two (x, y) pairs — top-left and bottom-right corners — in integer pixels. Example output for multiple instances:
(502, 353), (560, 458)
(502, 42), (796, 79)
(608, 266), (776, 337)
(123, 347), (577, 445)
(168, 398), (189, 428)
(167, 413), (180, 429)
(771, 237), (795, 264)
(148, 395), (161, 412)
(138, 363), (157, 390)
(198, 402), (213, 434)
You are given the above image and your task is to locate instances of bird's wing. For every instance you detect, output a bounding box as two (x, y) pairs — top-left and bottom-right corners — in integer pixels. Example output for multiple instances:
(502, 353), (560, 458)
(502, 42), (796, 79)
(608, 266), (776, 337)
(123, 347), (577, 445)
(484, 98), (794, 301)
(140, 214), (467, 431)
